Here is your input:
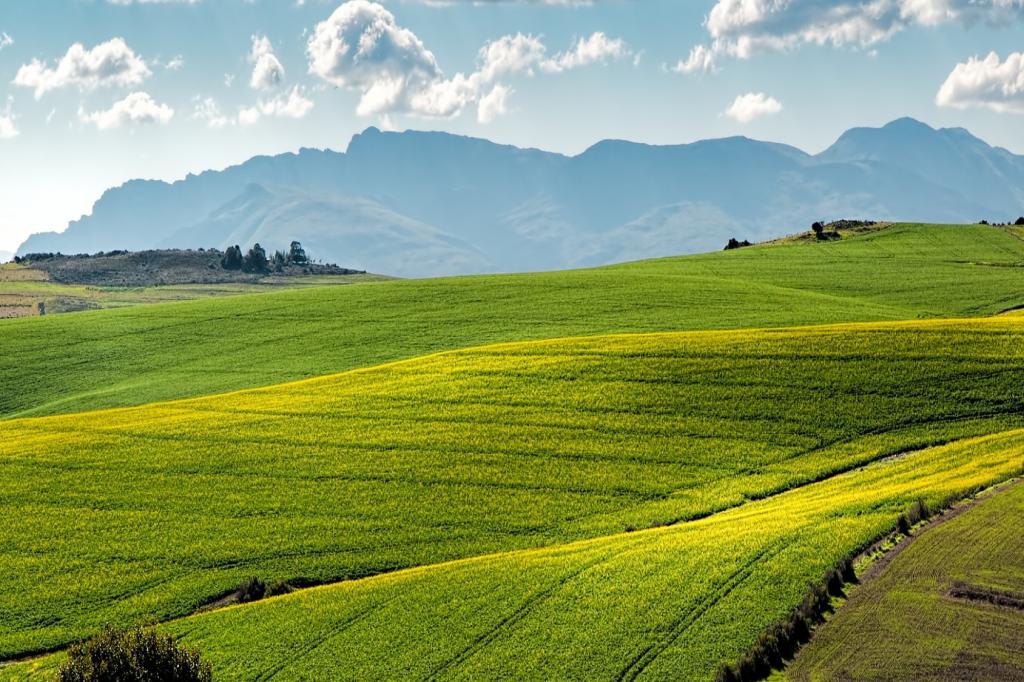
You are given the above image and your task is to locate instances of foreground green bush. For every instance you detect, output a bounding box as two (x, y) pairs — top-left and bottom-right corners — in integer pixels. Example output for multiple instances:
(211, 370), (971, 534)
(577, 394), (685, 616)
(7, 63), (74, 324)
(58, 626), (211, 682)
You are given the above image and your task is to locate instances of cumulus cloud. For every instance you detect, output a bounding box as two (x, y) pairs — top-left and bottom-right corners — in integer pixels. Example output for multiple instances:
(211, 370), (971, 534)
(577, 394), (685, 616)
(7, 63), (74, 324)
(724, 92), (782, 123)
(239, 86), (315, 125)
(192, 96), (232, 128)
(541, 32), (630, 72)
(937, 51), (1024, 113)
(164, 55), (185, 71)
(678, 0), (1024, 72)
(0, 98), (18, 139)
(672, 44), (716, 74)
(79, 91), (174, 130)
(477, 83), (512, 123)
(0, 32), (13, 52)
(306, 0), (630, 119)
(249, 35), (285, 90)
(13, 38), (151, 99)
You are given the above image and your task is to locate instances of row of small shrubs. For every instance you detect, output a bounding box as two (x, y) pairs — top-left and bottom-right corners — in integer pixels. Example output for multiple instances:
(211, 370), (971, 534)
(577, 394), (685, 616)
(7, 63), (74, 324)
(713, 557), (856, 682)
(715, 495), (955, 682)
(896, 497), (931, 535)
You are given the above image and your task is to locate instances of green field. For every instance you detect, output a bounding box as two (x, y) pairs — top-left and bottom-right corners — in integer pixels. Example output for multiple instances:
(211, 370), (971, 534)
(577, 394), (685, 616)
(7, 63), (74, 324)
(2, 223), (1024, 680)
(2, 315), (1024, 666)
(7, 422), (1022, 680)
(786, 481), (1024, 681)
(2, 223), (1024, 419)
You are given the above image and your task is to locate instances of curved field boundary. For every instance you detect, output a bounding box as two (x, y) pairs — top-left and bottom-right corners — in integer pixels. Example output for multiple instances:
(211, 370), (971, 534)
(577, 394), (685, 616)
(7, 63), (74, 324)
(786, 479), (1024, 681)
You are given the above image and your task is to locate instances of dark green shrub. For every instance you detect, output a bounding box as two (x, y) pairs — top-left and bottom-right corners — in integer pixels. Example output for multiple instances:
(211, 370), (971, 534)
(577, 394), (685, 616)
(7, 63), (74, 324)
(907, 498), (930, 525)
(839, 557), (857, 583)
(896, 513), (911, 535)
(58, 625), (211, 682)
(1016, 216), (1024, 226)
(714, 662), (740, 682)
(238, 576), (266, 603)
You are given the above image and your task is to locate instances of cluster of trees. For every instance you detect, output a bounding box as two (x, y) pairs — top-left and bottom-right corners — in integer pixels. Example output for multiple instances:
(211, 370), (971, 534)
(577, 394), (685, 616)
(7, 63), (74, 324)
(979, 217), (1024, 226)
(14, 250), (130, 264)
(221, 240), (308, 273)
(724, 237), (753, 251)
(811, 221), (841, 241)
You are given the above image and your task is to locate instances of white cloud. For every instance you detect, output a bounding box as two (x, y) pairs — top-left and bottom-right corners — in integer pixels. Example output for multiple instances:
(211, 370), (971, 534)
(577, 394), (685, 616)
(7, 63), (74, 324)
(937, 51), (1024, 113)
(672, 44), (716, 74)
(682, 0), (1024, 71)
(259, 85), (314, 118)
(165, 55), (185, 71)
(541, 32), (630, 72)
(80, 91), (174, 130)
(0, 98), (18, 139)
(477, 83), (512, 123)
(238, 106), (261, 126)
(238, 86), (315, 125)
(249, 35), (285, 90)
(13, 38), (150, 99)
(192, 96), (231, 128)
(0, 32), (13, 52)
(476, 33), (547, 82)
(306, 1), (629, 119)
(724, 92), (782, 123)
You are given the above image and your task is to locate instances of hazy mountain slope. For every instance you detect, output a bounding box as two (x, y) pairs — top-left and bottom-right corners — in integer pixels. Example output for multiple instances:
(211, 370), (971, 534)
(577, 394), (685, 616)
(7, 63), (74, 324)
(817, 117), (1024, 214)
(17, 119), (1024, 276)
(160, 184), (493, 278)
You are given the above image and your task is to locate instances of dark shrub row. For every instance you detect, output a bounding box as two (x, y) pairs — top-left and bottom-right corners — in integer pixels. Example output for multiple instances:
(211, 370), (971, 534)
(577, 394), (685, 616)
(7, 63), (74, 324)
(713, 557), (856, 682)
(896, 497), (931, 535)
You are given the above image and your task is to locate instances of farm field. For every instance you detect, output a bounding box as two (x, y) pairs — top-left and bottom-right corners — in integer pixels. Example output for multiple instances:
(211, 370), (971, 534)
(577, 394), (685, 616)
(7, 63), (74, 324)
(1, 316), (1024, 667)
(786, 480), (1024, 681)
(0, 262), (384, 319)
(7, 423), (1023, 680)
(3, 222), (1024, 419)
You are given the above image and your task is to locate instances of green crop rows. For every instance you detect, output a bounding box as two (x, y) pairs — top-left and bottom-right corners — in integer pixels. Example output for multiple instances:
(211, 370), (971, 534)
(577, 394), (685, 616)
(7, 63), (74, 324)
(3, 224), (1024, 680)
(2, 224), (1023, 419)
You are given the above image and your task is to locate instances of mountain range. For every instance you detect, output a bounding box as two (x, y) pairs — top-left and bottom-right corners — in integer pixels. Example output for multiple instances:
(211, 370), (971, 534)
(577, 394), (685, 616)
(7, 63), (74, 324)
(18, 117), (1024, 277)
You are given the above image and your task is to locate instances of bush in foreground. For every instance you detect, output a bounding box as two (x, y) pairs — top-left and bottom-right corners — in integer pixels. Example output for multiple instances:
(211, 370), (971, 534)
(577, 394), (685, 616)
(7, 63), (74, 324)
(58, 625), (212, 682)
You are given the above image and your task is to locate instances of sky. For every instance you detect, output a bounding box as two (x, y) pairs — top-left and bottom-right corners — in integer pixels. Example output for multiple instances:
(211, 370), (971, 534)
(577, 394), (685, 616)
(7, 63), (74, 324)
(0, 0), (1022, 254)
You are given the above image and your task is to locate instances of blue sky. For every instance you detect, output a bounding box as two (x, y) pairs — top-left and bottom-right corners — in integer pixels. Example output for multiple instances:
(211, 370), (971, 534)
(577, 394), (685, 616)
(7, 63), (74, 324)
(0, 0), (1022, 253)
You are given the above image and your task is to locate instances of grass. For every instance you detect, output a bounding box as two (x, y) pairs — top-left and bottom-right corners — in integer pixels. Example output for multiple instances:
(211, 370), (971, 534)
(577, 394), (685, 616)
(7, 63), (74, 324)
(2, 316), (1024, 663)
(785, 480), (1024, 681)
(2, 223), (1024, 419)
(0, 262), (386, 319)
(7, 422), (1023, 681)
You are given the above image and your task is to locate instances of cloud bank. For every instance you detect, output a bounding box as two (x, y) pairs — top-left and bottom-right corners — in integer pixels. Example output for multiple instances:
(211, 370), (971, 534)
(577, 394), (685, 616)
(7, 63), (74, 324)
(14, 38), (150, 99)
(937, 51), (1024, 113)
(305, 0), (630, 121)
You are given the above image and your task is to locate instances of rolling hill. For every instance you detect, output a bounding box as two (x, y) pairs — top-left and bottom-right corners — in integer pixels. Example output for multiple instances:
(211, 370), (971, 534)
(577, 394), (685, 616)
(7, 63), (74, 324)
(3, 319), (1023, 677)
(3, 223), (1024, 420)
(17, 120), (1024, 277)
(0, 317), (1019, 667)
(3, 223), (1024, 681)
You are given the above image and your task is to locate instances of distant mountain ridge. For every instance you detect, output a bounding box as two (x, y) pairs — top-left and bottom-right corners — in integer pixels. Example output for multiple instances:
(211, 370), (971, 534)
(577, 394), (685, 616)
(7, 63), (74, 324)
(19, 119), (1024, 277)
